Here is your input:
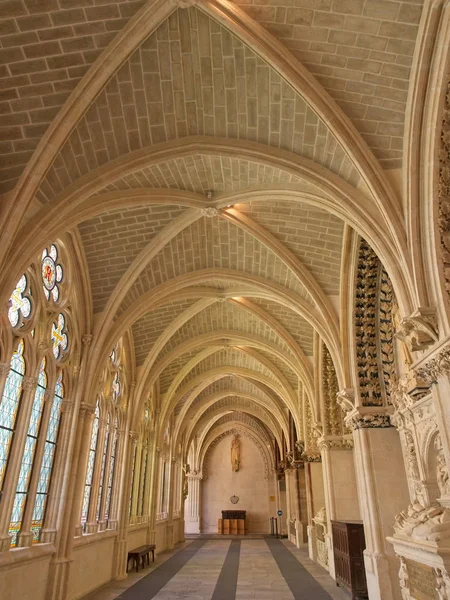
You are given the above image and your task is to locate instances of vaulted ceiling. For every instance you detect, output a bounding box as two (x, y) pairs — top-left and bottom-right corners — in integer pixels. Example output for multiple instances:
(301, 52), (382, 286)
(0, 0), (424, 453)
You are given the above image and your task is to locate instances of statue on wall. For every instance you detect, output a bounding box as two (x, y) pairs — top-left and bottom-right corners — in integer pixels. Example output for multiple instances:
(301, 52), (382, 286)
(435, 435), (450, 497)
(231, 434), (240, 472)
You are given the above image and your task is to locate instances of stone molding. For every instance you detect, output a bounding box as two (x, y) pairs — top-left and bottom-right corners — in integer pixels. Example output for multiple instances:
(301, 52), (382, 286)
(395, 307), (438, 353)
(415, 344), (450, 384)
(22, 376), (37, 391)
(318, 437), (354, 452)
(201, 207), (219, 218)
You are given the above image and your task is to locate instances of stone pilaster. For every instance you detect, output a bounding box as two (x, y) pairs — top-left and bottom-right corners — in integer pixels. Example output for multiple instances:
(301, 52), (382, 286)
(185, 472), (202, 534)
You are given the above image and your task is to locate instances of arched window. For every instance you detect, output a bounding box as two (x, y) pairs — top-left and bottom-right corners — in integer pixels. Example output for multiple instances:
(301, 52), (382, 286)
(81, 401), (99, 528)
(9, 357), (47, 547)
(105, 416), (118, 524)
(0, 341), (26, 492)
(31, 372), (64, 542)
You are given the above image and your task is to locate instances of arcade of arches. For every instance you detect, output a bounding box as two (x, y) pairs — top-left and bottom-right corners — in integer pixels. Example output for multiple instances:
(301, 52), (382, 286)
(0, 0), (450, 599)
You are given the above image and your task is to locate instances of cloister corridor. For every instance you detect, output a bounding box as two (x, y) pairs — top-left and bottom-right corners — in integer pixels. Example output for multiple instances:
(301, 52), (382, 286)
(1, 1), (450, 599)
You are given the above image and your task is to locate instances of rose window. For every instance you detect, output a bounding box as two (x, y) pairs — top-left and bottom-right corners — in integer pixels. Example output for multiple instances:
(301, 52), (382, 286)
(8, 275), (32, 328)
(41, 245), (63, 302)
(51, 313), (69, 361)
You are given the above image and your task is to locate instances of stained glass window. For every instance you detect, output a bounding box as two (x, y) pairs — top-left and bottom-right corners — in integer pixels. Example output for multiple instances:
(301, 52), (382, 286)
(0, 341), (26, 492)
(9, 357), (47, 547)
(105, 417), (117, 524)
(41, 244), (63, 302)
(81, 401), (99, 528)
(31, 372), (64, 543)
(96, 414), (109, 522)
(112, 371), (120, 403)
(8, 275), (32, 328)
(51, 313), (68, 361)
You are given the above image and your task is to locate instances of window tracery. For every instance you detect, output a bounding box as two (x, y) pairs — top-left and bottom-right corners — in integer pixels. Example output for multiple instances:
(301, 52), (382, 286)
(51, 313), (69, 361)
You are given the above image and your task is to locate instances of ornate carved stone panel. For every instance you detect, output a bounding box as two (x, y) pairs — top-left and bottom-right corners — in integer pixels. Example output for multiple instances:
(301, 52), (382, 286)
(438, 76), (450, 301)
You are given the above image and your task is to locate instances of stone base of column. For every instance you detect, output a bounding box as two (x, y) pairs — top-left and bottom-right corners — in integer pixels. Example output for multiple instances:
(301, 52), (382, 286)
(16, 531), (33, 548)
(166, 523), (174, 549)
(363, 550), (395, 600)
(46, 558), (72, 600)
(295, 520), (307, 546)
(85, 521), (98, 534)
(114, 538), (128, 580)
(307, 524), (317, 561)
(0, 535), (11, 552)
(40, 528), (57, 544)
(74, 524), (83, 537)
(326, 532), (336, 580)
(185, 517), (200, 534)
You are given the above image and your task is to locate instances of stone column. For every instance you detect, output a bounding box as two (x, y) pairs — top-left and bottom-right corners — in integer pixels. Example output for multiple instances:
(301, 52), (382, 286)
(285, 467), (306, 546)
(45, 334), (93, 600)
(113, 430), (138, 580)
(345, 406), (410, 600)
(319, 436), (359, 580)
(0, 375), (37, 552)
(184, 472), (202, 534)
(165, 456), (176, 549)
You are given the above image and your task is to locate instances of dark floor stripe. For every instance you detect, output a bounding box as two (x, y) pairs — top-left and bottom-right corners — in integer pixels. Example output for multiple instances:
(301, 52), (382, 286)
(118, 540), (207, 600)
(265, 538), (333, 600)
(211, 540), (241, 600)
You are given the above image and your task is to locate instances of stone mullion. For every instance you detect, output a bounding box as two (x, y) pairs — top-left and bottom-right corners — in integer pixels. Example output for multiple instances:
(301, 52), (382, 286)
(107, 427), (125, 530)
(40, 398), (73, 543)
(85, 418), (107, 533)
(98, 423), (114, 532)
(166, 455), (176, 549)
(130, 439), (142, 519)
(137, 441), (148, 517)
(17, 387), (55, 548)
(0, 374), (37, 552)
(147, 448), (161, 546)
(143, 431), (157, 519)
(45, 334), (93, 600)
(113, 430), (138, 580)
(72, 405), (96, 536)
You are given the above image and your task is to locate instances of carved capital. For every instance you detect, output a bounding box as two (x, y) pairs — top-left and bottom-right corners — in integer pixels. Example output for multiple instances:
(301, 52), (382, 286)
(60, 399), (72, 413)
(201, 206), (219, 218)
(82, 334), (93, 347)
(393, 503), (450, 542)
(345, 409), (392, 431)
(44, 389), (55, 403)
(129, 430), (139, 442)
(79, 402), (95, 418)
(22, 376), (37, 391)
(395, 307), (438, 352)
(318, 437), (354, 452)
(416, 345), (450, 384)
(336, 388), (355, 414)
(302, 452), (322, 463)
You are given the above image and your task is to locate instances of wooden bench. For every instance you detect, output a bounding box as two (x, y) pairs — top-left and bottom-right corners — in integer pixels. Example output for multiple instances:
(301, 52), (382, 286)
(127, 544), (156, 573)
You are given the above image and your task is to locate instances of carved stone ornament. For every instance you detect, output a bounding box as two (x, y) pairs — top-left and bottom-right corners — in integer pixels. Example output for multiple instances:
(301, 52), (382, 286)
(438, 76), (450, 301)
(345, 411), (392, 431)
(82, 334), (93, 346)
(416, 346), (450, 384)
(434, 567), (450, 600)
(318, 438), (354, 452)
(22, 376), (38, 391)
(435, 435), (450, 498)
(201, 207), (219, 218)
(393, 503), (450, 542)
(79, 402), (95, 417)
(336, 389), (355, 414)
(302, 452), (322, 463)
(395, 308), (438, 353)
(398, 556), (411, 600)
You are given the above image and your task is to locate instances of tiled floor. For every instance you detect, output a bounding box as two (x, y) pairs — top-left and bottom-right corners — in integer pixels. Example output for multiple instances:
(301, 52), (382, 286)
(85, 537), (349, 600)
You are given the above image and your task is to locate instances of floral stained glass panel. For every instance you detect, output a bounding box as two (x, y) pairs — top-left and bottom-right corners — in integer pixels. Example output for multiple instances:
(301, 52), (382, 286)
(8, 274), (32, 328)
(41, 244), (63, 302)
(51, 313), (68, 361)
(0, 341), (25, 491)
(9, 358), (46, 547)
(31, 373), (64, 543)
